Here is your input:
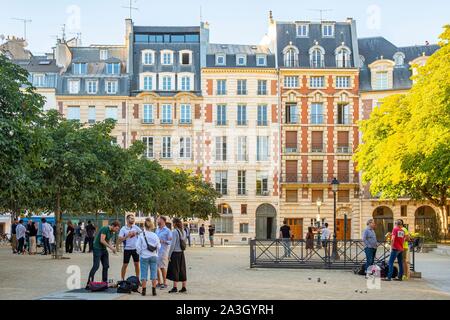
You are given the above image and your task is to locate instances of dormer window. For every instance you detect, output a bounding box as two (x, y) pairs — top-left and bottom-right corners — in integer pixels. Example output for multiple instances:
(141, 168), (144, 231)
(336, 46), (352, 68)
(100, 49), (108, 60)
(256, 54), (267, 66)
(161, 50), (174, 65)
(375, 72), (389, 90)
(142, 50), (155, 65)
(322, 24), (334, 37)
(106, 63), (120, 75)
(236, 54), (247, 66)
(216, 54), (226, 66)
(309, 46), (325, 68)
(73, 63), (87, 75)
(393, 52), (405, 66)
(179, 50), (192, 65)
(296, 24), (309, 37)
(283, 46), (299, 67)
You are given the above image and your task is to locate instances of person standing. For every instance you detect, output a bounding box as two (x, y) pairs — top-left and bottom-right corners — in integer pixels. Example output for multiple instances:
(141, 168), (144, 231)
(362, 219), (378, 273)
(184, 224), (191, 247)
(136, 218), (161, 297)
(118, 215), (142, 281)
(10, 218), (18, 254)
(28, 221), (38, 255)
(384, 220), (405, 281)
(25, 220), (33, 254)
(321, 223), (331, 258)
(41, 218), (53, 255)
(279, 220), (292, 258)
(86, 221), (121, 288)
(305, 227), (314, 255)
(156, 216), (172, 290)
(399, 219), (411, 280)
(199, 224), (206, 247)
(208, 225), (215, 248)
(16, 220), (27, 255)
(65, 221), (75, 254)
(167, 218), (188, 294)
(74, 222), (83, 252)
(83, 221), (96, 253)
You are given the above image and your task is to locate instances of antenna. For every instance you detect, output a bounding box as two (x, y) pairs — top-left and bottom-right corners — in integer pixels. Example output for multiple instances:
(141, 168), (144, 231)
(11, 18), (32, 40)
(122, 0), (139, 20)
(308, 9), (333, 22)
(200, 5), (203, 22)
(69, 32), (82, 46)
(61, 24), (66, 41)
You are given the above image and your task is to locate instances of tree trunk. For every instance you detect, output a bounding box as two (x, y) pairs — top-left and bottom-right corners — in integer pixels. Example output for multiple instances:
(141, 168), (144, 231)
(439, 205), (449, 239)
(55, 192), (64, 259)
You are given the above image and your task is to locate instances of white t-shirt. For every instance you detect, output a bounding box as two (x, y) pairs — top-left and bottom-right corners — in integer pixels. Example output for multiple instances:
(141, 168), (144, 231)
(136, 231), (161, 259)
(119, 225), (142, 250)
(321, 228), (331, 240)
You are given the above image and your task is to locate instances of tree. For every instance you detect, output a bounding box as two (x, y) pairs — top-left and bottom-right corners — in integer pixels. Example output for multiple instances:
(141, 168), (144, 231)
(355, 25), (450, 235)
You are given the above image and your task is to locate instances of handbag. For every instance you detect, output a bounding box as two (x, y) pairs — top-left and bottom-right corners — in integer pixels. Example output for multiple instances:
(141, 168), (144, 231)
(177, 229), (187, 251)
(142, 231), (157, 252)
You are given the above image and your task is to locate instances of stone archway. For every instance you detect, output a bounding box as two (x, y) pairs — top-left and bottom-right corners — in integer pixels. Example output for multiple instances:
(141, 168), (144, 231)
(415, 206), (438, 241)
(255, 204), (277, 240)
(372, 206), (394, 241)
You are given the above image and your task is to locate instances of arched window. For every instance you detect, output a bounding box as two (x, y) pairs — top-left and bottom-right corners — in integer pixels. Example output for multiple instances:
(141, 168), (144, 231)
(309, 46), (325, 68)
(336, 46), (352, 68)
(393, 52), (405, 66)
(283, 45), (299, 67)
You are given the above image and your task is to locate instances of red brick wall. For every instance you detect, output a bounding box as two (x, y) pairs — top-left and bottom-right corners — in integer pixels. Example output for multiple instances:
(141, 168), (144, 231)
(205, 104), (212, 123)
(207, 79), (213, 96)
(271, 104), (278, 123)
(362, 99), (373, 121)
(271, 80), (278, 96)
(133, 104), (139, 119)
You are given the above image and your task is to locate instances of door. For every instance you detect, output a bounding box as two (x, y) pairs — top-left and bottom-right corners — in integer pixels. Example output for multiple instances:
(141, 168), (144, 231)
(0, 223), (4, 234)
(256, 217), (267, 240)
(267, 218), (274, 239)
(286, 219), (303, 240)
(336, 219), (351, 240)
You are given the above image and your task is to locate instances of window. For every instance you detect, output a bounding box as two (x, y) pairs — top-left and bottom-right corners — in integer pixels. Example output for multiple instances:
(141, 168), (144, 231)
(105, 106), (118, 120)
(180, 104), (192, 124)
(256, 54), (267, 66)
(312, 190), (323, 203)
(143, 75), (153, 91)
(257, 136), (269, 161)
(68, 79), (80, 94)
(285, 131), (298, 153)
(338, 161), (350, 183)
(311, 160), (324, 182)
(285, 104), (298, 124)
(162, 137), (172, 159)
(310, 48), (324, 68)
(161, 104), (173, 124)
(257, 80), (267, 95)
(217, 80), (227, 95)
(179, 137), (192, 159)
(73, 63), (87, 75)
(100, 49), (108, 60)
(241, 204), (248, 214)
(337, 104), (350, 125)
(106, 63), (120, 75)
(161, 51), (173, 65)
(286, 160), (299, 183)
(256, 172), (269, 196)
(286, 190), (298, 202)
(142, 137), (154, 158)
(311, 131), (324, 152)
(216, 105), (227, 126)
(284, 47), (298, 67)
(67, 106), (80, 121)
(143, 104), (154, 124)
(215, 171), (228, 195)
(237, 104), (247, 126)
(310, 76), (325, 88)
(257, 105), (268, 126)
(46, 74), (56, 88)
(236, 54), (247, 66)
(337, 131), (350, 153)
(375, 72), (389, 90)
(142, 50), (154, 65)
(394, 52), (405, 66)
(86, 80), (98, 94)
(338, 190), (350, 203)
(88, 106), (96, 124)
(336, 76), (350, 88)
(401, 205), (408, 217)
(180, 51), (191, 65)
(180, 75), (192, 91)
(322, 24), (334, 37)
(284, 76), (299, 88)
(336, 48), (351, 68)
(216, 54), (226, 66)
(311, 103), (324, 124)
(238, 171), (247, 195)
(33, 74), (45, 87)
(240, 223), (249, 234)
(297, 24), (309, 37)
(215, 136), (227, 161)
(212, 216), (233, 234)
(162, 75), (173, 91)
(106, 80), (118, 94)
(237, 80), (247, 95)
(237, 136), (248, 161)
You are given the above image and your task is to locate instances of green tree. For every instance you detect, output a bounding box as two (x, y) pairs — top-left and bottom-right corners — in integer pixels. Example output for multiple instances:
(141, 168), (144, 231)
(355, 25), (450, 235)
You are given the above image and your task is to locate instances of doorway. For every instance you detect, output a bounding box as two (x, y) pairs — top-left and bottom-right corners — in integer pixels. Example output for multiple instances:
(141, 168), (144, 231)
(336, 219), (351, 240)
(286, 218), (303, 240)
(255, 204), (277, 240)
(373, 206), (394, 241)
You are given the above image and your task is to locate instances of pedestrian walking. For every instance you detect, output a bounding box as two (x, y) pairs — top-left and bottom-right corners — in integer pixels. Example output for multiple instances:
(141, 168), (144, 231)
(321, 223), (331, 258)
(83, 221), (96, 253)
(86, 221), (121, 288)
(362, 219), (378, 273)
(167, 218), (188, 294)
(65, 221), (75, 254)
(383, 220), (405, 281)
(16, 220), (26, 255)
(280, 220), (292, 258)
(41, 218), (53, 255)
(305, 227), (314, 255)
(118, 215), (142, 281)
(28, 221), (38, 255)
(199, 224), (206, 247)
(208, 225), (215, 248)
(136, 218), (161, 297)
(156, 216), (172, 290)
(74, 222), (83, 252)
(184, 224), (191, 247)
(25, 220), (32, 254)
(10, 218), (18, 254)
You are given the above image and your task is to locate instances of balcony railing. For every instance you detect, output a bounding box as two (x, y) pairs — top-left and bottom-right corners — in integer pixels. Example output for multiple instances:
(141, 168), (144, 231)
(256, 190), (271, 197)
(311, 144), (324, 153)
(236, 120), (248, 126)
(281, 174), (356, 184)
(337, 145), (351, 154)
(284, 146), (299, 154)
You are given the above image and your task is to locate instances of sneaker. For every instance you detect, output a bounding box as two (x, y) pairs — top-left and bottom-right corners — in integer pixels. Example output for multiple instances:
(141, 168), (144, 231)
(393, 278), (403, 282)
(168, 288), (178, 294)
(160, 284), (166, 290)
(402, 275), (408, 281)
(179, 287), (187, 294)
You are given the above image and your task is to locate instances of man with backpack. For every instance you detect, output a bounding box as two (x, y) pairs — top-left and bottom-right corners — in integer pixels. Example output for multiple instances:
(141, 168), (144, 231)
(118, 215), (142, 281)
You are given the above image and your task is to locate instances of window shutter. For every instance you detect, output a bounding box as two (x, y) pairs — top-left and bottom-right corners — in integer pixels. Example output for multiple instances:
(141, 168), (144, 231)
(286, 190), (298, 202)
(285, 160), (298, 182)
(311, 131), (323, 149)
(285, 131), (298, 149)
(312, 190), (324, 203)
(337, 131), (349, 146)
(338, 160), (349, 182)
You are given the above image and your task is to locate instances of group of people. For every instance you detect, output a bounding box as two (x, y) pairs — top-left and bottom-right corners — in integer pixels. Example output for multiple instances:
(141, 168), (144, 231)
(64, 220), (97, 254)
(363, 218), (411, 281)
(10, 218), (53, 255)
(86, 215), (189, 296)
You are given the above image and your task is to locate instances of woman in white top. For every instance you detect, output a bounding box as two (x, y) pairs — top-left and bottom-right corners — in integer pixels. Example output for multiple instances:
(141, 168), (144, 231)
(136, 218), (161, 296)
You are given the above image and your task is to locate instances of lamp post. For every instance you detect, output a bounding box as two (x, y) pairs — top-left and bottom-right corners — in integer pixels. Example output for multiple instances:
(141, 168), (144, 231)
(316, 198), (322, 248)
(331, 177), (340, 260)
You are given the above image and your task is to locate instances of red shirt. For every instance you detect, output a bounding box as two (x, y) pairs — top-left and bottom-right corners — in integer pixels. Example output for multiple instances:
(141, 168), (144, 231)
(391, 227), (405, 251)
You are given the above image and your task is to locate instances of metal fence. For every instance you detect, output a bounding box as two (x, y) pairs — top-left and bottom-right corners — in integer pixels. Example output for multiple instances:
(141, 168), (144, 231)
(250, 239), (415, 271)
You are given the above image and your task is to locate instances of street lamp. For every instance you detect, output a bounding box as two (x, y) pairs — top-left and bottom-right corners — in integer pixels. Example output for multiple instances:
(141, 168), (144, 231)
(316, 198), (322, 248)
(331, 177), (340, 260)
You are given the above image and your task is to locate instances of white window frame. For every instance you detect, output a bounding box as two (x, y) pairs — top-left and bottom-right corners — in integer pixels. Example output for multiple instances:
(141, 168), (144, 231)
(237, 136), (248, 162)
(73, 63), (87, 75)
(179, 137), (192, 159)
(88, 106), (96, 124)
(68, 79), (80, 94)
(86, 80), (98, 94)
(257, 136), (270, 161)
(106, 63), (120, 75)
(375, 71), (389, 90)
(178, 73), (194, 91)
(180, 104), (192, 124)
(322, 24), (335, 37)
(310, 76), (325, 88)
(142, 137), (154, 158)
(256, 54), (267, 66)
(67, 106), (80, 121)
(106, 80), (118, 94)
(161, 50), (174, 65)
(216, 54), (226, 66)
(162, 136), (172, 159)
(33, 73), (45, 87)
(142, 50), (155, 65)
(296, 24), (309, 37)
(143, 104), (154, 124)
(216, 79), (227, 95)
(179, 50), (193, 66)
(100, 49), (108, 60)
(284, 76), (299, 88)
(161, 104), (173, 124)
(336, 76), (351, 88)
(140, 72), (156, 91)
(159, 73), (175, 91)
(215, 136), (227, 161)
(236, 54), (247, 66)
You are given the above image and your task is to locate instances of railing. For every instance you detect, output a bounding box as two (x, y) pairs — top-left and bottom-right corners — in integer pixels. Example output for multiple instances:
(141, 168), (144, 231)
(281, 174), (356, 184)
(250, 239), (416, 271)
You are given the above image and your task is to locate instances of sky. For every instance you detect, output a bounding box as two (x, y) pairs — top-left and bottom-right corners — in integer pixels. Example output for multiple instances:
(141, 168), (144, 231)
(0, 0), (448, 54)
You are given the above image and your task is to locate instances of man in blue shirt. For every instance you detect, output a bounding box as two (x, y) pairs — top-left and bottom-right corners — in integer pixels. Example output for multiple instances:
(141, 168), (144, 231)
(156, 216), (172, 290)
(362, 219), (378, 273)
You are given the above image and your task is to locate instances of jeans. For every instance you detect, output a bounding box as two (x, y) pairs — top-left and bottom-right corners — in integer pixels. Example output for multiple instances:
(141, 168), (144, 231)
(65, 235), (74, 253)
(17, 238), (25, 253)
(74, 235), (82, 251)
(282, 238), (291, 257)
(42, 237), (51, 255)
(388, 249), (404, 280)
(88, 249), (110, 283)
(83, 236), (94, 253)
(140, 256), (158, 281)
(200, 235), (205, 247)
(365, 247), (377, 272)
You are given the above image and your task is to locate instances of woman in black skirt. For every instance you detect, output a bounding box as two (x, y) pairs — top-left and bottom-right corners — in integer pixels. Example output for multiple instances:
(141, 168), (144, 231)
(167, 218), (188, 293)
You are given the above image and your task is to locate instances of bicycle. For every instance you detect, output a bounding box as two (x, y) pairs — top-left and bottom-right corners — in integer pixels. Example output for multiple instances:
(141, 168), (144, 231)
(412, 237), (423, 253)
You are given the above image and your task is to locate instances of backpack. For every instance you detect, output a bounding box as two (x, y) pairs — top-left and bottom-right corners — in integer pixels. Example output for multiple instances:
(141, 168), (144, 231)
(89, 282), (109, 292)
(117, 281), (133, 294)
(177, 229), (186, 251)
(126, 276), (140, 292)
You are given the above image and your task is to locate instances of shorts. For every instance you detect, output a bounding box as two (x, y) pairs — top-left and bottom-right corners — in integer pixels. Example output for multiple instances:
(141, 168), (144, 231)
(403, 248), (410, 263)
(123, 249), (140, 264)
(158, 255), (169, 269)
(140, 256), (158, 281)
